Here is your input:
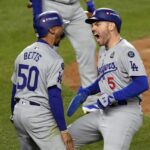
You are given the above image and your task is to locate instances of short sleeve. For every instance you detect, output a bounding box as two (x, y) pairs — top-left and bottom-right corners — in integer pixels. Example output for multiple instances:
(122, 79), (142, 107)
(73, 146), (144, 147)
(46, 59), (64, 89)
(120, 48), (146, 77)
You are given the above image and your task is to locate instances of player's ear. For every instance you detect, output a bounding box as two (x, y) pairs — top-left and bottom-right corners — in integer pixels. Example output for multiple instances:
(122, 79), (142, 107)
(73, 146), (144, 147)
(108, 22), (116, 31)
(48, 28), (56, 35)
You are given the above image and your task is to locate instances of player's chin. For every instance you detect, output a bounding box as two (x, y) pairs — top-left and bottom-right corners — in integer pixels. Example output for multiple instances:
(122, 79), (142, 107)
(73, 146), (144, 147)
(55, 33), (65, 46)
(95, 38), (102, 45)
(54, 38), (62, 46)
(54, 40), (61, 46)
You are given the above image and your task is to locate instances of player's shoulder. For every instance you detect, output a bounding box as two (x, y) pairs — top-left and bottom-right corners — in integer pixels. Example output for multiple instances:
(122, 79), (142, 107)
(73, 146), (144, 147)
(14, 44), (31, 62)
(30, 42), (62, 59)
(18, 42), (36, 54)
(15, 42), (63, 64)
(117, 38), (138, 56)
(16, 42), (36, 59)
(119, 39), (136, 51)
(37, 42), (64, 63)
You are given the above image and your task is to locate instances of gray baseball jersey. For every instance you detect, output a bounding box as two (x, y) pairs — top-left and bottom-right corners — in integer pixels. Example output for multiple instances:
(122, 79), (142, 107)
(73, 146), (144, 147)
(41, 0), (98, 106)
(98, 38), (146, 97)
(68, 39), (145, 150)
(12, 41), (66, 149)
(12, 41), (64, 107)
(45, 0), (78, 4)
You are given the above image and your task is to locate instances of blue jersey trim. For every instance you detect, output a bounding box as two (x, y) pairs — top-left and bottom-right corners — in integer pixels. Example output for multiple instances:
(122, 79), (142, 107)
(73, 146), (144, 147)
(37, 39), (49, 44)
(37, 39), (54, 49)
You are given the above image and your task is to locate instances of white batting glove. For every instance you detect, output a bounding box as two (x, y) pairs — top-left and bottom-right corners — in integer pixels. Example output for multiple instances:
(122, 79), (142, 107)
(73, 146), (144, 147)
(97, 93), (116, 109)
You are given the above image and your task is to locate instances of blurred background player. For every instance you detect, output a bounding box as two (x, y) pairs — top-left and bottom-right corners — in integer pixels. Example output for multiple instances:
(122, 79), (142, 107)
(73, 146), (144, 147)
(11, 11), (74, 150)
(27, 0), (98, 113)
(67, 8), (149, 150)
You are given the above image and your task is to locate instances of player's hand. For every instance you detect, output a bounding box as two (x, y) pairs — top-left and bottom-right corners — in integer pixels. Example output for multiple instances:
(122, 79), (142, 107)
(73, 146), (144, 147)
(61, 131), (74, 150)
(10, 115), (14, 123)
(85, 11), (93, 18)
(97, 93), (116, 109)
(67, 88), (88, 116)
(27, 0), (32, 8)
(86, 0), (95, 13)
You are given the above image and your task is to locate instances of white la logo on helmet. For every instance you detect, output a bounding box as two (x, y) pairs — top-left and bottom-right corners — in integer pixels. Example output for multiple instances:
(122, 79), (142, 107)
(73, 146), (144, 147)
(42, 17), (58, 23)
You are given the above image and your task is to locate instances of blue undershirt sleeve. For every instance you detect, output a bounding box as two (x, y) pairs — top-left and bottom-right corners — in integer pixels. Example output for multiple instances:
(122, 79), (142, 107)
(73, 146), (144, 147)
(11, 84), (16, 115)
(48, 86), (67, 131)
(113, 76), (149, 101)
(32, 0), (42, 20)
(86, 0), (95, 13)
(85, 78), (101, 95)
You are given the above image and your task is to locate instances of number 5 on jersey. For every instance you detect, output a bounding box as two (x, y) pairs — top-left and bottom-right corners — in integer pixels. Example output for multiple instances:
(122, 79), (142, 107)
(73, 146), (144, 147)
(108, 76), (116, 90)
(17, 64), (39, 91)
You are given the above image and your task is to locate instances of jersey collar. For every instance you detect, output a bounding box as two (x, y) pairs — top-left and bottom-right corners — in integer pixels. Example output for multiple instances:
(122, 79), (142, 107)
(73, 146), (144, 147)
(37, 39), (49, 45)
(37, 39), (53, 49)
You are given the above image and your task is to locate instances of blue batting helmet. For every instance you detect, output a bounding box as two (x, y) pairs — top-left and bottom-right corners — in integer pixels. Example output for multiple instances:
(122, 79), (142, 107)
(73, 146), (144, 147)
(85, 8), (122, 32)
(34, 11), (64, 38)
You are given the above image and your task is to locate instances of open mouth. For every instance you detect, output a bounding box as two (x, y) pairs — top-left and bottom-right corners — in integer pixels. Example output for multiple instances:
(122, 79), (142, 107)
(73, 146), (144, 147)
(93, 32), (100, 38)
(94, 33), (100, 40)
(95, 34), (100, 38)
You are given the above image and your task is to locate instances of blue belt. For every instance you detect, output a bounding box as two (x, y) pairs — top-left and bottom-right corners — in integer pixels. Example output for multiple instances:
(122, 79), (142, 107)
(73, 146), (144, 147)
(110, 100), (127, 107)
(110, 99), (141, 107)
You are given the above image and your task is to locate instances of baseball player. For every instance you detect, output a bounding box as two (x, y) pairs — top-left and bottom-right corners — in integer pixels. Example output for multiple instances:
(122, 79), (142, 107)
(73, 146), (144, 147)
(67, 8), (149, 150)
(27, 0), (98, 113)
(11, 11), (74, 150)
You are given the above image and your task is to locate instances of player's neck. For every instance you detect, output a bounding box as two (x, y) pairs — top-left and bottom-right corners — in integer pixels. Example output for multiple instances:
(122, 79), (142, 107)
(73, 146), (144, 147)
(106, 33), (121, 50)
(41, 37), (54, 48)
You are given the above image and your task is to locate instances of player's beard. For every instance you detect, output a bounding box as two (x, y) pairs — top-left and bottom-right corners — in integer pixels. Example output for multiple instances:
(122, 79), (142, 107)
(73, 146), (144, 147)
(95, 29), (110, 47)
(93, 22), (111, 47)
(54, 32), (65, 47)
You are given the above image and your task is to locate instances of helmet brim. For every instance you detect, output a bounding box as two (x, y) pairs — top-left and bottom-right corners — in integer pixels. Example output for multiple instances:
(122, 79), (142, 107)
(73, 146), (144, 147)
(85, 17), (100, 24)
